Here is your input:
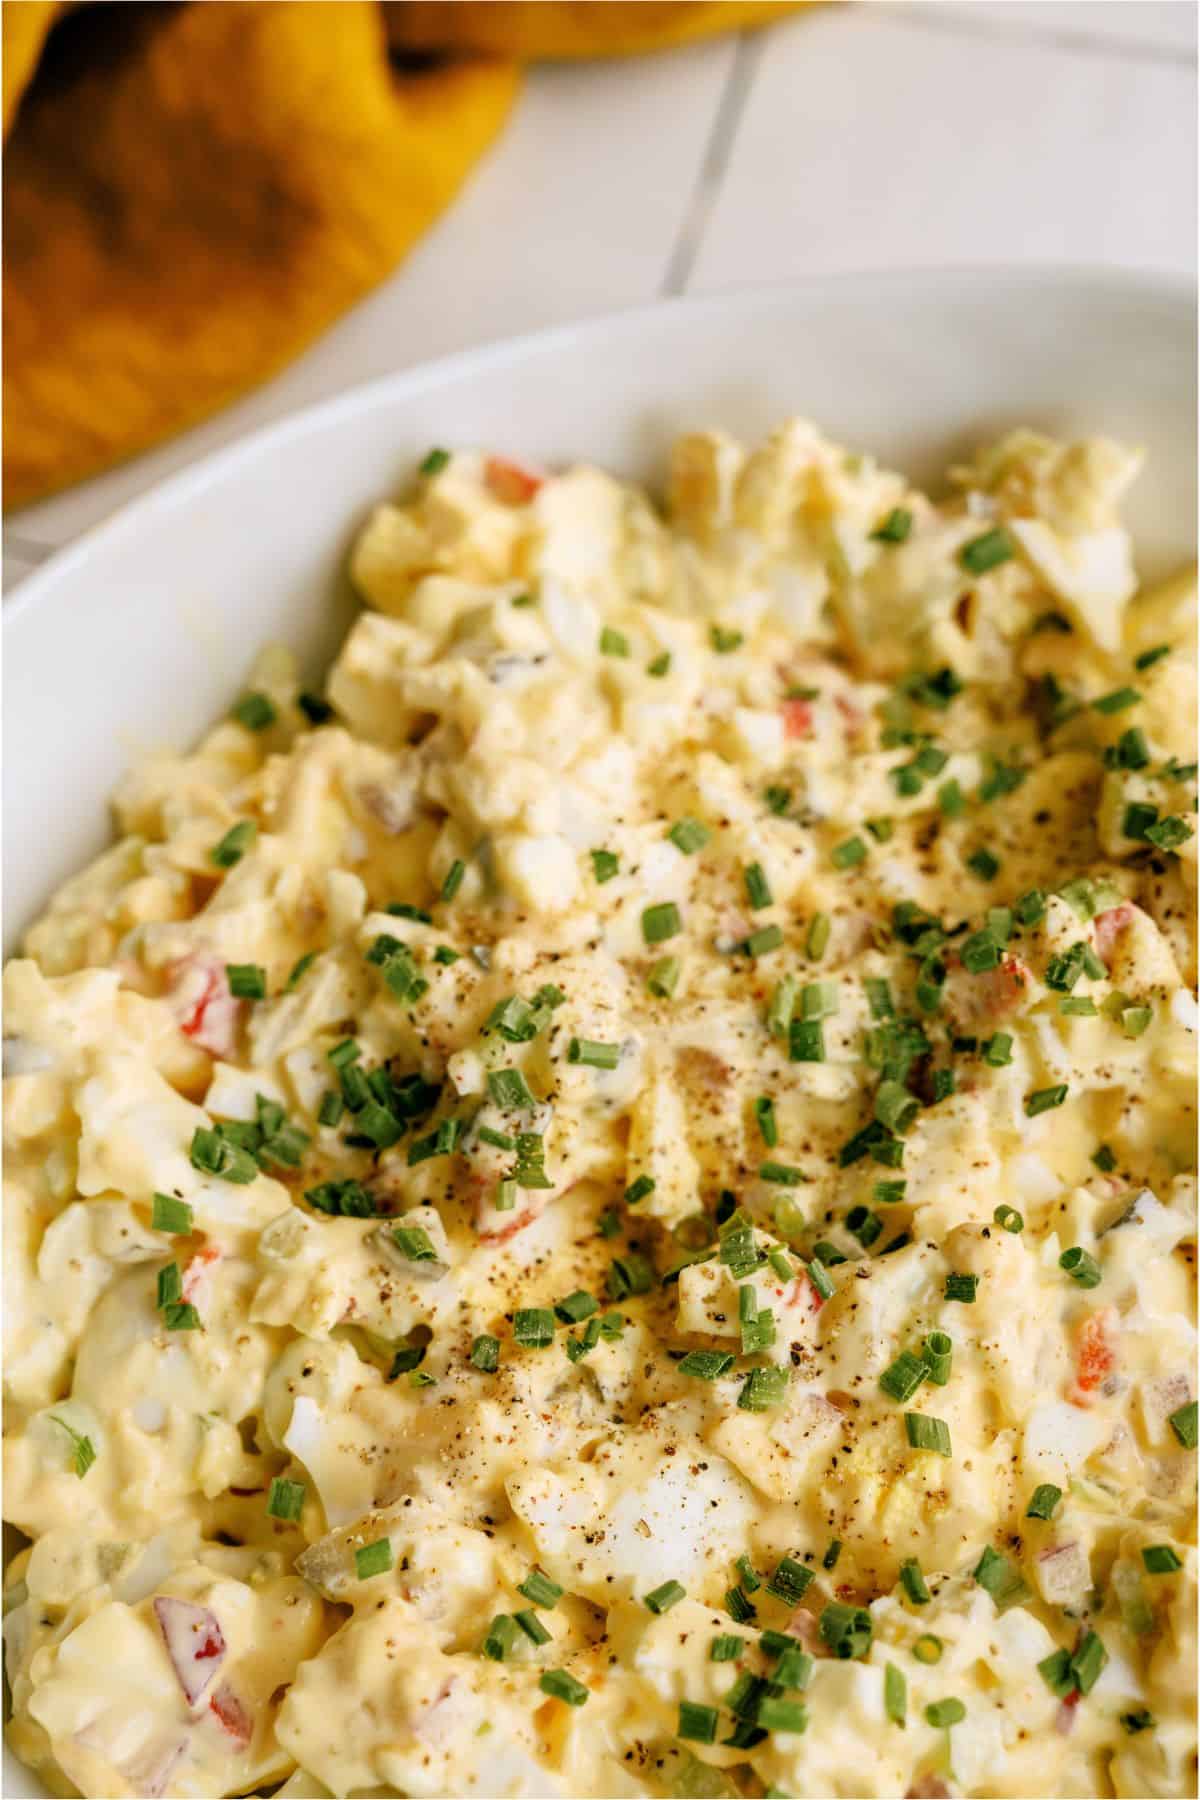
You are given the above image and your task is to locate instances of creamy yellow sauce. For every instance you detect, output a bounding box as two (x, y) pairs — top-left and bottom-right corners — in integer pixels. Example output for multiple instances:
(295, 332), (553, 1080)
(3, 421), (1196, 1800)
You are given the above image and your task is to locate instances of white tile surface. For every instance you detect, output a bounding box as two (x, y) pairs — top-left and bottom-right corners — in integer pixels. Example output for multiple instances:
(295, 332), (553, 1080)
(690, 6), (1195, 290)
(919, 2), (1197, 55)
(5, 1), (1195, 556)
(10, 35), (735, 548)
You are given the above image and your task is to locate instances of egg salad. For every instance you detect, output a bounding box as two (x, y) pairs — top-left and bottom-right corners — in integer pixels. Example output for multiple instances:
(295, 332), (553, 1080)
(3, 421), (1196, 1800)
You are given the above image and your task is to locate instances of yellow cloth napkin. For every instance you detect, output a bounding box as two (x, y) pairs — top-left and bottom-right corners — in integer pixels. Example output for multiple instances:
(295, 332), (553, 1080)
(3, 0), (800, 510)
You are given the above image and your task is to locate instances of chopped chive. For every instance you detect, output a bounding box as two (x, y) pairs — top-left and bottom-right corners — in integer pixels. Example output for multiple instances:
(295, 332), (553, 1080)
(788, 1019), (825, 1062)
(884, 1661), (907, 1725)
(806, 912), (831, 960)
(487, 1068), (536, 1110)
(515, 1608), (551, 1645)
(624, 1174), (656, 1206)
(806, 1259), (834, 1301)
(745, 924), (784, 958)
(766, 1557), (813, 1605)
(768, 974), (798, 1036)
(759, 1161), (804, 1186)
(440, 859), (466, 902)
(483, 1614), (520, 1661)
(513, 1307), (556, 1348)
(647, 955), (680, 998)
(355, 1538), (393, 1579)
(822, 1540), (842, 1571)
(966, 847), (1000, 880)
(555, 1291), (598, 1326)
(757, 1697), (808, 1734)
(1026, 1483), (1062, 1521)
(899, 1558), (930, 1605)
(1026, 1084), (1068, 1117)
(1059, 1246), (1101, 1288)
(973, 1545), (1028, 1610)
(725, 1585), (758, 1624)
(880, 1350), (929, 1404)
(922, 1331), (952, 1386)
(644, 1580), (686, 1615)
(819, 1601), (872, 1660)
(151, 1193), (193, 1235)
(875, 1179), (907, 1205)
(518, 1568), (563, 1608)
(211, 820), (257, 868)
(267, 1477), (306, 1522)
(568, 1037), (620, 1070)
(1093, 686), (1140, 714)
(959, 527), (1014, 575)
(591, 848), (620, 883)
(831, 836), (867, 869)
(678, 1700), (718, 1744)
(1135, 643), (1170, 670)
(642, 902), (681, 945)
(539, 1668), (589, 1706)
(913, 1633), (943, 1664)
(1070, 1629), (1108, 1696)
(710, 1634), (745, 1662)
(1168, 1400), (1198, 1448)
(993, 1204), (1023, 1233)
(737, 1367), (788, 1412)
(678, 1348), (735, 1380)
(872, 507), (913, 543)
(668, 817), (711, 855)
(924, 1698), (965, 1729)
(983, 1031), (1013, 1066)
(904, 1413), (951, 1456)
(469, 1334), (500, 1372)
(753, 1095), (778, 1147)
(744, 862), (773, 909)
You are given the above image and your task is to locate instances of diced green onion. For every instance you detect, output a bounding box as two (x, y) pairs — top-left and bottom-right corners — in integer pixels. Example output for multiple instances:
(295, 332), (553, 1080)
(899, 1558), (930, 1605)
(518, 1567), (563, 1608)
(677, 1700), (718, 1743)
(1026, 1483), (1062, 1521)
(872, 507), (912, 543)
(151, 1193), (193, 1235)
(744, 863), (773, 909)
(647, 650), (672, 678)
(967, 847), (1000, 880)
(355, 1538), (393, 1579)
(514, 1308), (556, 1348)
(483, 1614), (521, 1661)
(488, 1068), (536, 1110)
(765, 1556), (813, 1605)
(440, 859), (466, 902)
(884, 1662), (907, 1725)
(880, 1350), (929, 1403)
(806, 912), (831, 960)
(875, 1080), (919, 1135)
(642, 902), (682, 944)
(993, 1204), (1023, 1233)
(759, 1161), (803, 1186)
(1070, 1629), (1108, 1695)
(959, 527), (1014, 575)
(568, 1037), (620, 1070)
(745, 924), (784, 957)
(904, 1413), (951, 1456)
(469, 1334), (500, 1372)
(1169, 1400), (1198, 1448)
(913, 1633), (943, 1664)
(944, 1272), (977, 1303)
(539, 1668), (589, 1706)
(1093, 686), (1141, 714)
(788, 1019), (825, 1062)
(710, 1634), (745, 1662)
(678, 1349), (734, 1380)
(973, 1546), (1028, 1611)
(983, 1031), (1013, 1066)
(211, 819), (257, 868)
(818, 1601), (872, 1660)
(768, 975), (798, 1036)
(710, 625), (743, 653)
(1142, 1544), (1182, 1574)
(831, 836), (867, 869)
(600, 626), (630, 657)
(725, 1585), (757, 1623)
(644, 1580), (686, 1615)
(924, 1698), (965, 1729)
(647, 955), (680, 998)
(922, 1331), (952, 1386)
(757, 1697), (808, 1734)
(267, 1476), (306, 1522)
(737, 1367), (788, 1412)
(668, 818), (711, 855)
(225, 962), (266, 999)
(591, 848), (620, 883)
(624, 1174), (656, 1205)
(1059, 1246), (1101, 1288)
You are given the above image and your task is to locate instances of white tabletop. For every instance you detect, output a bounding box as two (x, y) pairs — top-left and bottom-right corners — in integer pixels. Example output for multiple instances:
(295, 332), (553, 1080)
(4, 0), (1195, 584)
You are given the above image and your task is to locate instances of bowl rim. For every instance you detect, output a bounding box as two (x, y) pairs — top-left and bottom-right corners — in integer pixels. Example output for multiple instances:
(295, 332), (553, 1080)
(5, 262), (1195, 643)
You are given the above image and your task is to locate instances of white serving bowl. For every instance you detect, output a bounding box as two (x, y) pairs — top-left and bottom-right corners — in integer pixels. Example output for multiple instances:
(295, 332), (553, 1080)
(2, 268), (1195, 1796)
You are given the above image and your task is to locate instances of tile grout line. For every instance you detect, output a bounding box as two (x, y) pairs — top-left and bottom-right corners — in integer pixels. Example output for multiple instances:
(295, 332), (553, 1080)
(660, 30), (767, 297)
(884, 3), (1196, 71)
